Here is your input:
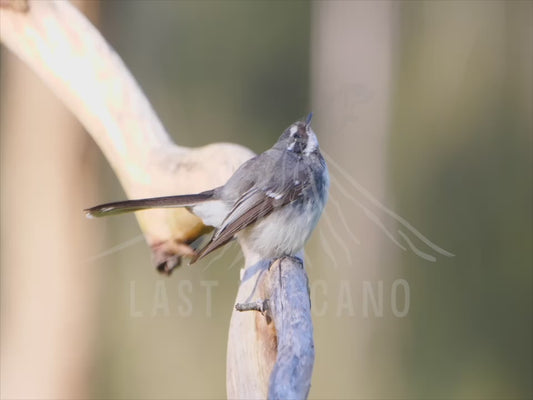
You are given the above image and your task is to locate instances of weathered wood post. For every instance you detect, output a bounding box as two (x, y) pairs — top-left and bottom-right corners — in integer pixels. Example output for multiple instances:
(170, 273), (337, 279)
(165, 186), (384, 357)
(228, 256), (314, 399)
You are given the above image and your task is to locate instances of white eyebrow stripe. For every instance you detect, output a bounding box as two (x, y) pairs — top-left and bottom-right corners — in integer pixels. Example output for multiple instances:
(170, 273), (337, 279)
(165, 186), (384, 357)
(304, 127), (318, 154)
(289, 125), (298, 135)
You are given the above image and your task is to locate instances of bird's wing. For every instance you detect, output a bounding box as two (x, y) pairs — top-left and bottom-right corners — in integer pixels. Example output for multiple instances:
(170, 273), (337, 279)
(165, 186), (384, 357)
(191, 180), (308, 263)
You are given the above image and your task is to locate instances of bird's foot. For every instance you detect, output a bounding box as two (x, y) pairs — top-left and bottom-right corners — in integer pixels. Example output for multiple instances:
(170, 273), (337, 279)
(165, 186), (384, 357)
(291, 255), (304, 266)
(267, 255), (303, 271)
(151, 240), (197, 276)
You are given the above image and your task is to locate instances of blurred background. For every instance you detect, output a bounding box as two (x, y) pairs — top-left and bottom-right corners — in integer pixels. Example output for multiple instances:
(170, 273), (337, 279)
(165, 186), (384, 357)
(1, 1), (531, 399)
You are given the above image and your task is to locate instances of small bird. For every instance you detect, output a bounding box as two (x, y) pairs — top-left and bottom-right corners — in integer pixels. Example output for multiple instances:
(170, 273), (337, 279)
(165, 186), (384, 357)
(85, 114), (329, 265)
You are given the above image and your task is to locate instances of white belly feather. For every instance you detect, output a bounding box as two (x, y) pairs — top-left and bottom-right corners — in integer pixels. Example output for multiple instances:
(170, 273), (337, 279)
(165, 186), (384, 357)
(239, 199), (323, 259)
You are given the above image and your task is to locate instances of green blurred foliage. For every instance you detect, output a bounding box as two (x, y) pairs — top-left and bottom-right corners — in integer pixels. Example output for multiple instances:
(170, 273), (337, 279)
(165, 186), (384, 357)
(390, 1), (532, 398)
(101, 0), (310, 152)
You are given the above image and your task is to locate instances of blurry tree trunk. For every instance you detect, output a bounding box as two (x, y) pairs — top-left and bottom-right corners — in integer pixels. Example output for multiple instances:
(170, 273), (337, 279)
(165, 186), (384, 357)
(0, 2), (101, 399)
(310, 1), (402, 396)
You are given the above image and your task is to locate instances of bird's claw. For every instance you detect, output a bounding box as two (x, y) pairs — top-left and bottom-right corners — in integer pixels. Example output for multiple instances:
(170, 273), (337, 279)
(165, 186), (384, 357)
(151, 240), (197, 276)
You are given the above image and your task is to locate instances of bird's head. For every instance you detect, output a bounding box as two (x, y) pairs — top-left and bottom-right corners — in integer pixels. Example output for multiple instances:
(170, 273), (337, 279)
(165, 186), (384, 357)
(275, 113), (319, 156)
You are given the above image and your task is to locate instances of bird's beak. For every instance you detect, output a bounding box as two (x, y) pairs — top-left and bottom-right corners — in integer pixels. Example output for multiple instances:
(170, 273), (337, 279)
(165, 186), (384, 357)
(305, 112), (313, 128)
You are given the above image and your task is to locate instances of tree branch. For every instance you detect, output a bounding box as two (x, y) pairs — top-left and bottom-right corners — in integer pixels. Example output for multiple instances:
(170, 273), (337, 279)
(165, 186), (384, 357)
(0, 0), (254, 272)
(235, 299), (269, 314)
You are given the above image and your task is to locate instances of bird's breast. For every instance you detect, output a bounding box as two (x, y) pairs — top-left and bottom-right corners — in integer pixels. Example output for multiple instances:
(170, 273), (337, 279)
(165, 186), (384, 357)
(240, 194), (325, 259)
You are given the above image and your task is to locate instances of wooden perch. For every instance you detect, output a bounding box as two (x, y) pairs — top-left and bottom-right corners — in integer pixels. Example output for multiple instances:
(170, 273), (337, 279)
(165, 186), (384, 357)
(1, 1), (315, 398)
(232, 257), (314, 400)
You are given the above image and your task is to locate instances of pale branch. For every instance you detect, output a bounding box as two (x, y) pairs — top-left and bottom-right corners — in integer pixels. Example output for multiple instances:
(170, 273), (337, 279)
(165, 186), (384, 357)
(0, 0), (254, 272)
(0, 0), (28, 12)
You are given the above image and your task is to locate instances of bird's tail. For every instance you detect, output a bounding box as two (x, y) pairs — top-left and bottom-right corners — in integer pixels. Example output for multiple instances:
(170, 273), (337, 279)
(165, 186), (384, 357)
(84, 189), (216, 218)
